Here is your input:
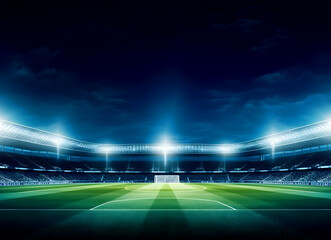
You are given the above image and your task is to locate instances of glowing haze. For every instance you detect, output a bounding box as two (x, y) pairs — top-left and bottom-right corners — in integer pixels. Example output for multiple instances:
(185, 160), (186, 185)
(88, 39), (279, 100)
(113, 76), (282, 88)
(1, 1), (331, 144)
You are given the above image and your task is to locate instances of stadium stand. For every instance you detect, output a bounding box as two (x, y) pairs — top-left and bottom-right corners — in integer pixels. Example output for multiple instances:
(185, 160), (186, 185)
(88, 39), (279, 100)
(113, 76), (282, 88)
(1, 150), (331, 185)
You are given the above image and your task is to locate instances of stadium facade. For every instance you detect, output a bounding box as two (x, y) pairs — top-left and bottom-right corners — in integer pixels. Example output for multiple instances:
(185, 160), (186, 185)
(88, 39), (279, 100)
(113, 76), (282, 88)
(1, 119), (331, 185)
(1, 119), (331, 155)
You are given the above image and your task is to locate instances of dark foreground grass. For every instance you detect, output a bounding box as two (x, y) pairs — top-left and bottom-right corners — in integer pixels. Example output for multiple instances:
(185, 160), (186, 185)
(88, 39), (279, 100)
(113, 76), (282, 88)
(0, 183), (330, 240)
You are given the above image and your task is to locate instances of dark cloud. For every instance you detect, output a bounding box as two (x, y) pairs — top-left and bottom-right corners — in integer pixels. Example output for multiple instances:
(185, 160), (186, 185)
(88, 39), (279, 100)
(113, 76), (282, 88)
(211, 18), (263, 33)
(251, 33), (290, 52)
(1, 1), (331, 144)
(29, 46), (60, 59)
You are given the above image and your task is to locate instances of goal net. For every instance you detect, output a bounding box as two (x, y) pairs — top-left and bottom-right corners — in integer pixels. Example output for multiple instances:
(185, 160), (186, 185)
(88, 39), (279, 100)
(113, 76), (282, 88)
(154, 175), (180, 183)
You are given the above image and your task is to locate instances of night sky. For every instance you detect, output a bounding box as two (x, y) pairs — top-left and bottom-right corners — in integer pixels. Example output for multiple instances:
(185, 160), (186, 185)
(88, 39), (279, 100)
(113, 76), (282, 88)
(1, 0), (331, 144)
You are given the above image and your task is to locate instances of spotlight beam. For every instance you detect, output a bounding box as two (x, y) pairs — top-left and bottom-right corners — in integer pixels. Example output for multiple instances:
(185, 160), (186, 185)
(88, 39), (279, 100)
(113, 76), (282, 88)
(100, 146), (112, 171)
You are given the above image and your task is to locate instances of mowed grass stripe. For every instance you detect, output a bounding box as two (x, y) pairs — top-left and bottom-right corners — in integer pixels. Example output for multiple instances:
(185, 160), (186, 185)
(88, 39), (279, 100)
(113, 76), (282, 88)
(0, 183), (101, 193)
(246, 184), (331, 193)
(62, 183), (137, 209)
(0, 183), (107, 195)
(173, 183), (236, 210)
(0, 183), (118, 202)
(203, 183), (331, 209)
(226, 184), (331, 199)
(138, 184), (192, 239)
(1, 183), (331, 240)
(200, 183), (261, 209)
(0, 183), (131, 209)
(92, 183), (236, 210)
(148, 184), (180, 209)
(1, 183), (330, 211)
(1, 208), (331, 211)
(89, 183), (155, 210)
(223, 184), (331, 209)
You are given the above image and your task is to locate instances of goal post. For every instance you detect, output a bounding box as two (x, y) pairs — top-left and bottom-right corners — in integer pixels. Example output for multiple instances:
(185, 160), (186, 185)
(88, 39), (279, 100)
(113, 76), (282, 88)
(154, 175), (180, 183)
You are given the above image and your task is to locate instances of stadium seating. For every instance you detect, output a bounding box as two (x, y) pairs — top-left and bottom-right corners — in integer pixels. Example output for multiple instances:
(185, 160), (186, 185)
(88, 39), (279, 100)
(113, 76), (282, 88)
(1, 169), (331, 185)
(1, 150), (331, 185)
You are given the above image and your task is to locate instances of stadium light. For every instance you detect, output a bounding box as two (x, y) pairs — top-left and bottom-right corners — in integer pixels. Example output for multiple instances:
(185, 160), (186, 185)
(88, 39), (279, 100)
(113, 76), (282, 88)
(52, 137), (63, 160)
(100, 146), (112, 154)
(268, 137), (281, 147)
(219, 145), (234, 154)
(2, 118), (331, 155)
(161, 143), (169, 168)
(100, 146), (112, 171)
(219, 145), (233, 173)
(268, 137), (280, 159)
(157, 138), (175, 168)
(52, 137), (63, 147)
(159, 144), (170, 153)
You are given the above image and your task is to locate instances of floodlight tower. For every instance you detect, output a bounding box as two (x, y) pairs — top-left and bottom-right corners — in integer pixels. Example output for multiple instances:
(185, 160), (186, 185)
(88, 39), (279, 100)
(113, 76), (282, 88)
(102, 146), (112, 171)
(219, 145), (233, 172)
(53, 138), (62, 160)
(269, 137), (279, 159)
(162, 144), (168, 168)
(158, 141), (172, 171)
(159, 136), (172, 171)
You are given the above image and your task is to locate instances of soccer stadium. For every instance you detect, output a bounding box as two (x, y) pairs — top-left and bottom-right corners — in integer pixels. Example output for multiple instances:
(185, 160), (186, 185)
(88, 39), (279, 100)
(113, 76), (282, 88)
(2, 1), (331, 239)
(0, 119), (331, 239)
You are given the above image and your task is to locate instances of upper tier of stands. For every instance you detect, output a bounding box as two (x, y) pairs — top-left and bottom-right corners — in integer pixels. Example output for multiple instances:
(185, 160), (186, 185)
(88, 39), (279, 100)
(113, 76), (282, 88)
(1, 169), (331, 185)
(1, 150), (330, 172)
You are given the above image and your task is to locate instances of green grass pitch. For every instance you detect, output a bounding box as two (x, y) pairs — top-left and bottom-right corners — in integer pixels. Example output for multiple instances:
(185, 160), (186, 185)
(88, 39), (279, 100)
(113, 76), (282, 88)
(0, 183), (331, 239)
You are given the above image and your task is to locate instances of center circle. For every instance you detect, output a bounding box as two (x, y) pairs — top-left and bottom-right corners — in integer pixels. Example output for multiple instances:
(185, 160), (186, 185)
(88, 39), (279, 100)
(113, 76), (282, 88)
(124, 185), (206, 192)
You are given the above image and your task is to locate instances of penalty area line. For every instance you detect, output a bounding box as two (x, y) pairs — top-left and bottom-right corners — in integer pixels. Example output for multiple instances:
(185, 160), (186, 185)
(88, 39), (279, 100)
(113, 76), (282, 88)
(124, 186), (207, 193)
(0, 208), (331, 211)
(89, 197), (236, 211)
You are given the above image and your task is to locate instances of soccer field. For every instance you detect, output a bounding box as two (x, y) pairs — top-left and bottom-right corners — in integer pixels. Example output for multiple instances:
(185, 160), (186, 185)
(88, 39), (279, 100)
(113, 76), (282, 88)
(0, 183), (331, 240)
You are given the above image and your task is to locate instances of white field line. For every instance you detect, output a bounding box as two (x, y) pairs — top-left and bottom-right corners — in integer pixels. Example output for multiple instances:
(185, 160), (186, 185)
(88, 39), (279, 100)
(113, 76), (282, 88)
(223, 184), (319, 194)
(16, 184), (110, 193)
(89, 197), (236, 210)
(182, 197), (236, 210)
(0, 182), (105, 191)
(0, 208), (330, 211)
(0, 183), (119, 195)
(124, 186), (206, 193)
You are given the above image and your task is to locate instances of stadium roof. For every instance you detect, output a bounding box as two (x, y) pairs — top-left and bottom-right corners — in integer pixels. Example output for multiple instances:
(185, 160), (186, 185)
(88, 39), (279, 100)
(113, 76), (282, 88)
(1, 119), (331, 156)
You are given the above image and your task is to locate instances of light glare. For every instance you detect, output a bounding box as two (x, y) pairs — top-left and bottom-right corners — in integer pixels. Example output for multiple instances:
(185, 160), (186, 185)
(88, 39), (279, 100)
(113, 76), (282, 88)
(52, 137), (63, 146)
(268, 137), (281, 147)
(100, 146), (112, 154)
(0, 119), (331, 154)
(219, 145), (234, 154)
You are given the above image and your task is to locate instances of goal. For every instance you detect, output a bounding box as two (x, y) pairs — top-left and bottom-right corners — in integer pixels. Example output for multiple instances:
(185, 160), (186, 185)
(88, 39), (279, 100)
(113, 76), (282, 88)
(154, 175), (180, 183)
